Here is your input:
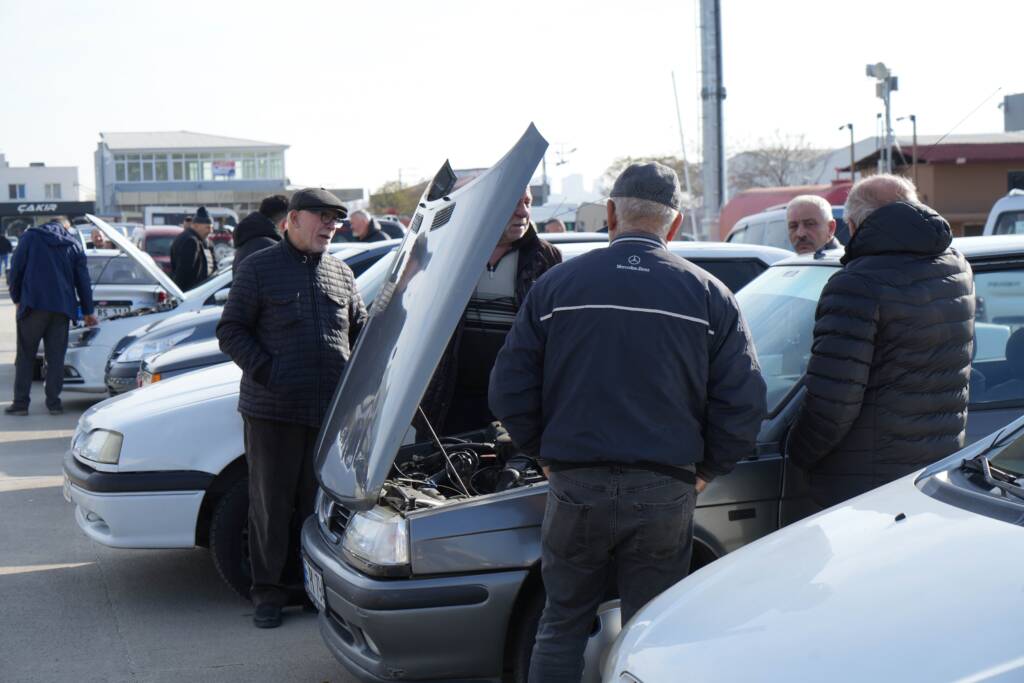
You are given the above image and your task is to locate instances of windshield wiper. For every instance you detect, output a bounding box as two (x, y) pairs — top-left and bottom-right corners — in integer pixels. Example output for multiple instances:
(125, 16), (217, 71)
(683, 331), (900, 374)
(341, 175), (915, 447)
(961, 455), (1024, 502)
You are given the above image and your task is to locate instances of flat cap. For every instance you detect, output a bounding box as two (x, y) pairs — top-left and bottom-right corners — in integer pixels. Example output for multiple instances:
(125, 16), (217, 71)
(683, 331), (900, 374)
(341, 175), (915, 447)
(610, 162), (683, 211)
(289, 188), (348, 218)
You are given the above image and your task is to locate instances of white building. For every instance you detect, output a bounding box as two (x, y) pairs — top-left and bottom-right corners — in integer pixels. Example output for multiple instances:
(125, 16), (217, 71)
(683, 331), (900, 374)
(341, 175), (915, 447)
(0, 153), (92, 236)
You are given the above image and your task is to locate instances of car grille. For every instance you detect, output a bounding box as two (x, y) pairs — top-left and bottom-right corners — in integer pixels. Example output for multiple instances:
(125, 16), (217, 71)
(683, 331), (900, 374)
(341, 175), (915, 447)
(329, 504), (353, 538)
(317, 492), (353, 543)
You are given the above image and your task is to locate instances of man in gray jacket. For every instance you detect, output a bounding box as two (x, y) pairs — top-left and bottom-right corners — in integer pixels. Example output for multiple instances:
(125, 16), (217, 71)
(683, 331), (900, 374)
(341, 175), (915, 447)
(489, 163), (766, 683)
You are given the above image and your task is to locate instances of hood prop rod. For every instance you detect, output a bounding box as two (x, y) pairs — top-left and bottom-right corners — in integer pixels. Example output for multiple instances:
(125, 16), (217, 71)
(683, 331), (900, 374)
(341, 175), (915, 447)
(416, 406), (471, 497)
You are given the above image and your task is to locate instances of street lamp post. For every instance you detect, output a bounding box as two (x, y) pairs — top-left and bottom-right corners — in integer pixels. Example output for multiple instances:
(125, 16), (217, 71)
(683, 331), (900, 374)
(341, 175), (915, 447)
(838, 123), (855, 182)
(898, 114), (918, 187)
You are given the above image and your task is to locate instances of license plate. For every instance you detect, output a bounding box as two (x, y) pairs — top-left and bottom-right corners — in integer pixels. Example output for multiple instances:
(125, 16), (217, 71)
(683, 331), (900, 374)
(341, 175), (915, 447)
(62, 473), (72, 503)
(303, 557), (325, 612)
(97, 305), (131, 319)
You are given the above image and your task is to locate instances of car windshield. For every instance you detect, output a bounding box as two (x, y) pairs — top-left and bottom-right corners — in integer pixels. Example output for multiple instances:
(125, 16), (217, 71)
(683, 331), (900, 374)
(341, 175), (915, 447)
(144, 235), (176, 256)
(87, 255), (159, 285)
(736, 264), (838, 413)
(969, 268), (1024, 404)
(982, 422), (1024, 478)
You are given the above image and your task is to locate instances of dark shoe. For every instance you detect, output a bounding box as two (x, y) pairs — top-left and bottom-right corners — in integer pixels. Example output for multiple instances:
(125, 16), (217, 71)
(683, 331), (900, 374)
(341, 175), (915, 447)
(253, 603), (282, 629)
(48, 406), (64, 415)
(4, 405), (28, 416)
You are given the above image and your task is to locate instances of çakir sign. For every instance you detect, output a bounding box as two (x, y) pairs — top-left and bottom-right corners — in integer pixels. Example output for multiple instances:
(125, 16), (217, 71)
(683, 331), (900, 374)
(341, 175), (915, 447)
(212, 161), (236, 178)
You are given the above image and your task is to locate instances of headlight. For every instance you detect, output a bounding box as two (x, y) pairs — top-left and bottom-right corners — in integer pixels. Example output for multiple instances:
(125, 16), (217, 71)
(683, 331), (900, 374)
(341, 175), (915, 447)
(139, 370), (160, 386)
(70, 327), (101, 348)
(119, 328), (193, 363)
(341, 507), (409, 576)
(75, 429), (123, 465)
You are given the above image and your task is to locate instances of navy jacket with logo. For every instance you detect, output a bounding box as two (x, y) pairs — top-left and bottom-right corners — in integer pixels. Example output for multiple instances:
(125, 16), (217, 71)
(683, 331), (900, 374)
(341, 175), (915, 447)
(489, 231), (766, 482)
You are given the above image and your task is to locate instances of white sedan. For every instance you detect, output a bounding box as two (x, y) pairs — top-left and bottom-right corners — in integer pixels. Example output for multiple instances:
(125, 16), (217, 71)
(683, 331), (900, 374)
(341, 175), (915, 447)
(604, 415), (1024, 683)
(63, 216), (232, 393)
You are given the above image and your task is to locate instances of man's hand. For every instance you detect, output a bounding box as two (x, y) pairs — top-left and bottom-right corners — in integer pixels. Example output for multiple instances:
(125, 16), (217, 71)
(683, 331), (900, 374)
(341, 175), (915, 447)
(696, 477), (709, 494)
(83, 314), (99, 327)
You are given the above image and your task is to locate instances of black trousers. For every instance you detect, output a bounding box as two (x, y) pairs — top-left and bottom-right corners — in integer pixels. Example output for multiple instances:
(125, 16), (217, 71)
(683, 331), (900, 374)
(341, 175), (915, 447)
(529, 467), (696, 683)
(13, 309), (69, 410)
(243, 415), (319, 608)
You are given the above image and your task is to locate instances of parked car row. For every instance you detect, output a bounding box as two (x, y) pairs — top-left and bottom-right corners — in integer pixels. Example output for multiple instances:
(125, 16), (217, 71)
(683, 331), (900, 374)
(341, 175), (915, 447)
(61, 132), (1024, 682)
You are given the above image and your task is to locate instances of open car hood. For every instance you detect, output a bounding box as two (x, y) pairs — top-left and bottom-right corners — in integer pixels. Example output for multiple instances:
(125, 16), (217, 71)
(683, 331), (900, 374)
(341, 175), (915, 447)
(315, 124), (547, 510)
(86, 214), (186, 301)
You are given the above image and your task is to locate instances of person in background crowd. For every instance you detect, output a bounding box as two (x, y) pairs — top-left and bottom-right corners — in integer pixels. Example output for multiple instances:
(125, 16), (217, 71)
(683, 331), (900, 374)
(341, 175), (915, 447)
(0, 232), (12, 276)
(170, 206), (214, 290)
(787, 174), (974, 509)
(216, 188), (367, 629)
(489, 163), (766, 683)
(349, 209), (388, 243)
(233, 194), (288, 274)
(786, 194), (841, 254)
(543, 218), (567, 233)
(6, 216), (98, 416)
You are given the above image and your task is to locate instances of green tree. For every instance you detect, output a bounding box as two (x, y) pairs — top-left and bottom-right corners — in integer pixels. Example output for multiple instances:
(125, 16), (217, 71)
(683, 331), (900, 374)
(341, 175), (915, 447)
(369, 180), (423, 217)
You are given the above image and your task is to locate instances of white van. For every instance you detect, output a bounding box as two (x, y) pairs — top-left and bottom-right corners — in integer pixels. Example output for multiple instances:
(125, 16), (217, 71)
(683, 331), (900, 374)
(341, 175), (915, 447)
(982, 189), (1024, 235)
(726, 205), (850, 252)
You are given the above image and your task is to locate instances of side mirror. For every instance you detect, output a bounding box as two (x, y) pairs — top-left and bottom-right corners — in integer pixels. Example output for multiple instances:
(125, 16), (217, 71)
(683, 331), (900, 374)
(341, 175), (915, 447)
(213, 289), (230, 304)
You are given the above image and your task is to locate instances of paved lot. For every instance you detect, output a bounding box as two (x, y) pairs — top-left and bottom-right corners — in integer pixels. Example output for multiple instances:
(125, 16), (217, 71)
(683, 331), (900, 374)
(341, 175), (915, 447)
(0, 297), (352, 682)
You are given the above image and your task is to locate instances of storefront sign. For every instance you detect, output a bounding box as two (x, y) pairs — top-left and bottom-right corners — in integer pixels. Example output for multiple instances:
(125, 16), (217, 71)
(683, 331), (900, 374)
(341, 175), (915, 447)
(0, 201), (95, 217)
(212, 161), (236, 178)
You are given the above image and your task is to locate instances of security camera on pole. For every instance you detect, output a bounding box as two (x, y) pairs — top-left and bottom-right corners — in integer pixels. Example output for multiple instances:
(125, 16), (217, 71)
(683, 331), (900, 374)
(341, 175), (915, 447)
(866, 62), (898, 173)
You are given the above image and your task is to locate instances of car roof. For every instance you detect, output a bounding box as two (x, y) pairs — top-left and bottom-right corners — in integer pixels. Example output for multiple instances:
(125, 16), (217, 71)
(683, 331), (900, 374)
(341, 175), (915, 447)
(143, 225), (184, 235)
(769, 234), (1024, 268)
(551, 238), (791, 264)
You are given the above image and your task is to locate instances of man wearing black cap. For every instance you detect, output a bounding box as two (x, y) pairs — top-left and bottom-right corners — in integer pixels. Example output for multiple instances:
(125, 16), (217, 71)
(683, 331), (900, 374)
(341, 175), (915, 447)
(216, 188), (367, 628)
(489, 163), (767, 682)
(170, 206), (214, 290)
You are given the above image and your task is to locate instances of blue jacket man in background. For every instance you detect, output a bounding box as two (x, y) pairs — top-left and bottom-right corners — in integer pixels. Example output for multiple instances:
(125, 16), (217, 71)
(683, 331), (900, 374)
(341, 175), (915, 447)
(489, 163), (766, 682)
(7, 216), (97, 415)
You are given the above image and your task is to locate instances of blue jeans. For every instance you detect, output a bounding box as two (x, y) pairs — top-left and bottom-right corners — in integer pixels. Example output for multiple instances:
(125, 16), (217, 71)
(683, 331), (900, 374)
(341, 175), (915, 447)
(529, 466), (696, 683)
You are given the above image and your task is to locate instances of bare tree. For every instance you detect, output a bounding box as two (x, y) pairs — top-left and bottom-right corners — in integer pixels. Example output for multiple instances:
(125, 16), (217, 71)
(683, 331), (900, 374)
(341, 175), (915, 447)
(728, 132), (825, 191)
(599, 156), (703, 202)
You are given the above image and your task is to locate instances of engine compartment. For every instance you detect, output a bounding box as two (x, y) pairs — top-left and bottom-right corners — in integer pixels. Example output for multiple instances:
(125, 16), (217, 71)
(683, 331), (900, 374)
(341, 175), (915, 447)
(381, 424), (545, 513)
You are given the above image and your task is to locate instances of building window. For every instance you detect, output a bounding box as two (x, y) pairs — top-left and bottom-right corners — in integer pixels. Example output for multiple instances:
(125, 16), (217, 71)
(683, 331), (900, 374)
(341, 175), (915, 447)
(8, 184), (25, 199)
(44, 183), (62, 199)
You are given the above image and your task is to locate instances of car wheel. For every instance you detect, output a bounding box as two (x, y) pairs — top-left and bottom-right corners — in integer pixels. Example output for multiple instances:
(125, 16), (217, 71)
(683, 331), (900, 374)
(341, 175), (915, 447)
(209, 476), (252, 599)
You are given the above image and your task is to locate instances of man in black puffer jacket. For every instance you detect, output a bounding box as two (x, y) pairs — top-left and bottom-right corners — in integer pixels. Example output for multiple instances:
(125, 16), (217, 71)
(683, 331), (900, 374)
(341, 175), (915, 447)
(232, 194), (288, 273)
(217, 188), (367, 629)
(787, 174), (975, 509)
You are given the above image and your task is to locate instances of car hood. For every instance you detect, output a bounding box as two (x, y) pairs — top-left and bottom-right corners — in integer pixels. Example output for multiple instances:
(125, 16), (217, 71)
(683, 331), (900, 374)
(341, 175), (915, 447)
(135, 306), (223, 341)
(86, 214), (185, 301)
(147, 337), (226, 373)
(80, 362), (241, 431)
(314, 124), (548, 510)
(607, 445), (1024, 682)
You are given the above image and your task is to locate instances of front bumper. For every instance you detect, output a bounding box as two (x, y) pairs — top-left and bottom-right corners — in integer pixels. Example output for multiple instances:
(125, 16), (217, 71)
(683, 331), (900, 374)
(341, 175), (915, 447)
(301, 516), (527, 682)
(63, 345), (112, 393)
(62, 452), (212, 548)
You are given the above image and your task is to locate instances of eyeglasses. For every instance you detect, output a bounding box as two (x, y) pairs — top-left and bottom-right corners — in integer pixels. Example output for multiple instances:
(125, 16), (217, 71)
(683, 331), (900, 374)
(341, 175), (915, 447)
(308, 209), (343, 226)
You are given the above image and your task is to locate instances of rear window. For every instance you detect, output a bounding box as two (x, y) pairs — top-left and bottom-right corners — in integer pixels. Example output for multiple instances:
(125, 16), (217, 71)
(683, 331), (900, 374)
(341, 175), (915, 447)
(690, 259), (765, 293)
(971, 267), (1024, 405)
(993, 211), (1024, 235)
(87, 255), (158, 285)
(144, 235), (177, 256)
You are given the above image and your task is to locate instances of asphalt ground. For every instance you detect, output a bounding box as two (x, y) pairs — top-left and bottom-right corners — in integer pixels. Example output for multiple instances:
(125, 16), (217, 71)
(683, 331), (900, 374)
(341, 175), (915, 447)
(0, 296), (352, 682)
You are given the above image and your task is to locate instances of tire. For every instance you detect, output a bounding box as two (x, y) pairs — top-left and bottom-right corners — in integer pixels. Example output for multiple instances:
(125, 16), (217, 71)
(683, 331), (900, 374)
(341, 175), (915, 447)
(209, 476), (252, 599)
(509, 590), (545, 683)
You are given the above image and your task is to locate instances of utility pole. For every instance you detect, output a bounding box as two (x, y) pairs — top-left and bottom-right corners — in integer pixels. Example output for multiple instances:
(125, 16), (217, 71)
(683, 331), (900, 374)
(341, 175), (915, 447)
(867, 62), (898, 173)
(699, 0), (726, 240)
(898, 114), (918, 186)
(839, 123), (855, 182)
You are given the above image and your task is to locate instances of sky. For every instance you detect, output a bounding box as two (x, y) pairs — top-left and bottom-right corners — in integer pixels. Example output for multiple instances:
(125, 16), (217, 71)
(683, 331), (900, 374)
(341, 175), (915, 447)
(0, 0), (1019, 200)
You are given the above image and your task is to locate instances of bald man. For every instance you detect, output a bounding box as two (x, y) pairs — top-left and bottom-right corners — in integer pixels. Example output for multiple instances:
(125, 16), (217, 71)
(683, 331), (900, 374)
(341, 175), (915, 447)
(786, 195), (840, 254)
(786, 174), (974, 509)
